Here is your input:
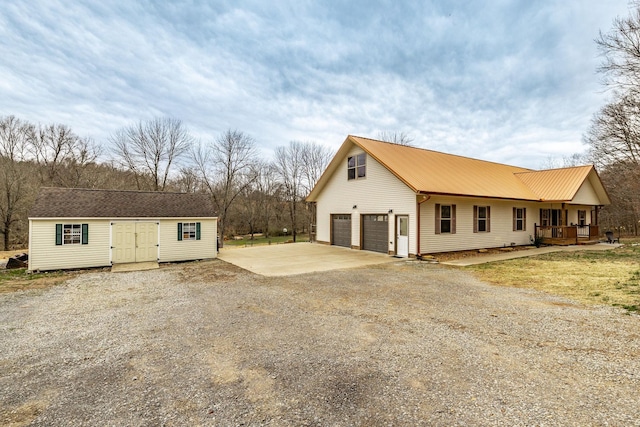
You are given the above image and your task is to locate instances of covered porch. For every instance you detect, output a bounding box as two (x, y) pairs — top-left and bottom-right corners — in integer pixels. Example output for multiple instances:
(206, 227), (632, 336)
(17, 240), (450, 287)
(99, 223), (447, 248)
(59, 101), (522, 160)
(535, 225), (601, 245)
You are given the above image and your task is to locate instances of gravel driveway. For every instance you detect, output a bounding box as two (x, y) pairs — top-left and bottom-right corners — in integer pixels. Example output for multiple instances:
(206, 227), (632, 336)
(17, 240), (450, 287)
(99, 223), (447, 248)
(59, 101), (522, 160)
(1, 259), (639, 426)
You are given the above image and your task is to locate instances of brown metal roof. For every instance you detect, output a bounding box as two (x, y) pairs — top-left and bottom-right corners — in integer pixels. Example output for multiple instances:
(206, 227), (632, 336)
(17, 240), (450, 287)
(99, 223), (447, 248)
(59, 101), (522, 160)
(30, 188), (216, 218)
(307, 135), (611, 204)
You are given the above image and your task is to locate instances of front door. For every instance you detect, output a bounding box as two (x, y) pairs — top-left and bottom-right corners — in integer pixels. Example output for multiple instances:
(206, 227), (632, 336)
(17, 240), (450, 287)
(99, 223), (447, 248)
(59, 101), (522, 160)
(396, 216), (409, 257)
(112, 222), (158, 264)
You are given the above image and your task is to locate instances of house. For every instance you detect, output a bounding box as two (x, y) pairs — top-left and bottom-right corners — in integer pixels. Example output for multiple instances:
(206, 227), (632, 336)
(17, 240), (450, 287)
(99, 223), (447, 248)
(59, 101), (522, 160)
(28, 188), (217, 271)
(306, 135), (611, 257)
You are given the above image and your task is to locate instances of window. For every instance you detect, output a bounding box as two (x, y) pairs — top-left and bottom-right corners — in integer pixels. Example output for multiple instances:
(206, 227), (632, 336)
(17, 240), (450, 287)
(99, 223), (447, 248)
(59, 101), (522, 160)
(513, 208), (526, 231)
(473, 206), (491, 233)
(540, 209), (550, 226)
(578, 210), (586, 226)
(435, 204), (456, 234)
(177, 222), (201, 241)
(56, 223), (88, 245)
(64, 224), (81, 244)
(347, 153), (366, 180)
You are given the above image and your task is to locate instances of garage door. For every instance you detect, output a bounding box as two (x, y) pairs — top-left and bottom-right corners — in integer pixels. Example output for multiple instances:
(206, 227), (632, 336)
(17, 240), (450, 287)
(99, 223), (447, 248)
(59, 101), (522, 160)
(331, 214), (351, 247)
(362, 214), (388, 253)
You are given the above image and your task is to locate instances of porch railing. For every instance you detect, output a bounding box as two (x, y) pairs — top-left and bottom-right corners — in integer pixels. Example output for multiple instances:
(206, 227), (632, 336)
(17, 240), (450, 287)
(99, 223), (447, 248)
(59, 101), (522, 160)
(535, 225), (600, 245)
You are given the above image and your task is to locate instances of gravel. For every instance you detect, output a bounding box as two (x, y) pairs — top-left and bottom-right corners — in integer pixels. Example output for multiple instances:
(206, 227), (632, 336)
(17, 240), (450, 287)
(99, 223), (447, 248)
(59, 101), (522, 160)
(1, 259), (639, 426)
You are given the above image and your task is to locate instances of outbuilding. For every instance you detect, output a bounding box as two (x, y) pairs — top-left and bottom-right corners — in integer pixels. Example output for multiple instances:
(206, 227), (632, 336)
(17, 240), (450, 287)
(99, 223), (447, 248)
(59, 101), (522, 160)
(28, 187), (217, 271)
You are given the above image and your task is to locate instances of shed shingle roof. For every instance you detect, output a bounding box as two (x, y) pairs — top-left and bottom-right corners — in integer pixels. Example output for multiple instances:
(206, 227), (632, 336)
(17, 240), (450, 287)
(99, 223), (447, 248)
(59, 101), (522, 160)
(30, 188), (216, 218)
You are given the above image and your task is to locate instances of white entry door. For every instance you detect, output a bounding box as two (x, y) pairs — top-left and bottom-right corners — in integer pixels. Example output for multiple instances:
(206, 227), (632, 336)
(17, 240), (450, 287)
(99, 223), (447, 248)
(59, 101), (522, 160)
(112, 222), (158, 263)
(396, 216), (409, 257)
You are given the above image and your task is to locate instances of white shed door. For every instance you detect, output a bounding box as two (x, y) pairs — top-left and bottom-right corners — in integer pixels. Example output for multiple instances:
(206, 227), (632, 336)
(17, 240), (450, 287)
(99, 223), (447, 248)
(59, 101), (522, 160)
(113, 222), (158, 264)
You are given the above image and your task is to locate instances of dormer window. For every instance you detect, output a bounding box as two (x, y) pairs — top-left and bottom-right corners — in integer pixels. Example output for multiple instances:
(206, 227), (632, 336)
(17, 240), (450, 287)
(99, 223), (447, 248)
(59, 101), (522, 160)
(348, 153), (366, 180)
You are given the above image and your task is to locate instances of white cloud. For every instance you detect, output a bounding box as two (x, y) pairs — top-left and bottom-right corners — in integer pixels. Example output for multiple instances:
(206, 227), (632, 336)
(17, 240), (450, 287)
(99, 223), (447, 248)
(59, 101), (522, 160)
(0, 0), (632, 169)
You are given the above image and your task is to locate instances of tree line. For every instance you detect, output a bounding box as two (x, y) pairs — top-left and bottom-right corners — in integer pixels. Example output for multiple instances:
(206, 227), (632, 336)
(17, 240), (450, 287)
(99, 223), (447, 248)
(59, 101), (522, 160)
(0, 115), (333, 250)
(584, 4), (640, 235)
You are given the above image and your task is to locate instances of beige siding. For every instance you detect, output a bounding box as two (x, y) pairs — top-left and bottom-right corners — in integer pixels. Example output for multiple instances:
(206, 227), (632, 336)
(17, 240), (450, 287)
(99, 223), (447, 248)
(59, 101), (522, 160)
(29, 219), (111, 271)
(315, 145), (417, 255)
(159, 218), (217, 262)
(566, 205), (595, 225)
(420, 197), (540, 254)
(571, 180), (600, 205)
(29, 217), (217, 271)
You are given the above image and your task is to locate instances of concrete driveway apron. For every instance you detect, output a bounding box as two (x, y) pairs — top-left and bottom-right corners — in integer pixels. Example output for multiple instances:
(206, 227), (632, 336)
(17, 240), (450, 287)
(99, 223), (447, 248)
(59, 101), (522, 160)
(218, 243), (396, 276)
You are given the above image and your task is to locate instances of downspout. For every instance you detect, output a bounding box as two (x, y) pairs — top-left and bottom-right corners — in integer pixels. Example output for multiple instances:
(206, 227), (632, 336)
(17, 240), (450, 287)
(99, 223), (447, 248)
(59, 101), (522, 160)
(416, 194), (431, 259)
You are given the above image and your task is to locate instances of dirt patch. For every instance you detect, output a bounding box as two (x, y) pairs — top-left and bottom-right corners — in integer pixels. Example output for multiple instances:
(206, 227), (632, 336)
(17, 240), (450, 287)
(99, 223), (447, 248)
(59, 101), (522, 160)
(0, 269), (76, 294)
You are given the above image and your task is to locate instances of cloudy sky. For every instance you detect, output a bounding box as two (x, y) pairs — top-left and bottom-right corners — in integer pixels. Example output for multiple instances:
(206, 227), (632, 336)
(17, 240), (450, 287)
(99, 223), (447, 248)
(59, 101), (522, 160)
(0, 1), (632, 169)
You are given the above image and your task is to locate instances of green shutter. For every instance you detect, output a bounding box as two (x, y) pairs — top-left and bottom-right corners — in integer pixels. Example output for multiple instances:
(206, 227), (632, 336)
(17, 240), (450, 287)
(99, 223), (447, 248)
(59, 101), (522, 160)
(177, 223), (182, 241)
(81, 224), (89, 244)
(55, 224), (62, 245)
(196, 222), (201, 240)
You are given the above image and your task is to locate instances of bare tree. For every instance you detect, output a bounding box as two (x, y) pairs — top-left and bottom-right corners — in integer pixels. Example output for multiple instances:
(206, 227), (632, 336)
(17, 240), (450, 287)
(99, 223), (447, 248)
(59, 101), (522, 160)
(377, 131), (415, 146)
(192, 129), (259, 247)
(300, 142), (334, 195)
(174, 166), (202, 193)
(274, 141), (305, 242)
(0, 116), (36, 250)
(599, 161), (640, 234)
(236, 161), (280, 239)
(584, 5), (640, 238)
(596, 6), (640, 95)
(585, 95), (640, 167)
(111, 117), (192, 191)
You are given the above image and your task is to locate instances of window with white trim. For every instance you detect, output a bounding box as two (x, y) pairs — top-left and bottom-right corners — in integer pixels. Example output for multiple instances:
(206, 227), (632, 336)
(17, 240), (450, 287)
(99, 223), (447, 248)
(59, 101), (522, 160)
(178, 222), (201, 241)
(514, 208), (526, 231)
(440, 205), (452, 233)
(473, 205), (491, 233)
(435, 203), (456, 234)
(56, 223), (88, 245)
(63, 224), (81, 244)
(182, 222), (196, 240)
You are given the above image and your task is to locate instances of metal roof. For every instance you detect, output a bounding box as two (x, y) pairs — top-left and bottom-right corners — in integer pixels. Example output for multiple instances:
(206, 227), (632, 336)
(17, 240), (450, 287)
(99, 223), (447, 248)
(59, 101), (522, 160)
(307, 135), (611, 204)
(30, 187), (217, 218)
(515, 166), (593, 202)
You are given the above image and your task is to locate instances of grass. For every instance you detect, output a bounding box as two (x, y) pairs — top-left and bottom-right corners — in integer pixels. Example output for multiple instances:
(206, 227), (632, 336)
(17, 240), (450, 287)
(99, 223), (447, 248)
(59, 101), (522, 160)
(467, 238), (640, 314)
(223, 234), (309, 247)
(0, 268), (72, 293)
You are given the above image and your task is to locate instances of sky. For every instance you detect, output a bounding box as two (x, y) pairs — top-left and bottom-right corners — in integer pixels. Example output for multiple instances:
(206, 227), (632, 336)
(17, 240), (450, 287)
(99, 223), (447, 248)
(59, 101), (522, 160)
(0, 1), (633, 169)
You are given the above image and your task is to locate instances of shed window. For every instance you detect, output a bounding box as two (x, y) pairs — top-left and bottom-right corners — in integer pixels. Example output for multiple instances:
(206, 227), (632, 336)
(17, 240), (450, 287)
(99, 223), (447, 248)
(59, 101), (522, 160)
(178, 222), (201, 241)
(347, 153), (366, 180)
(56, 223), (88, 245)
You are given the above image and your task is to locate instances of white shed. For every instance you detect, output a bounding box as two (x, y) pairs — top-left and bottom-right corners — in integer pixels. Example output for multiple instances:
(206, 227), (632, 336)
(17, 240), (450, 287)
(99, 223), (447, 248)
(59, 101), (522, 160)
(28, 188), (217, 271)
